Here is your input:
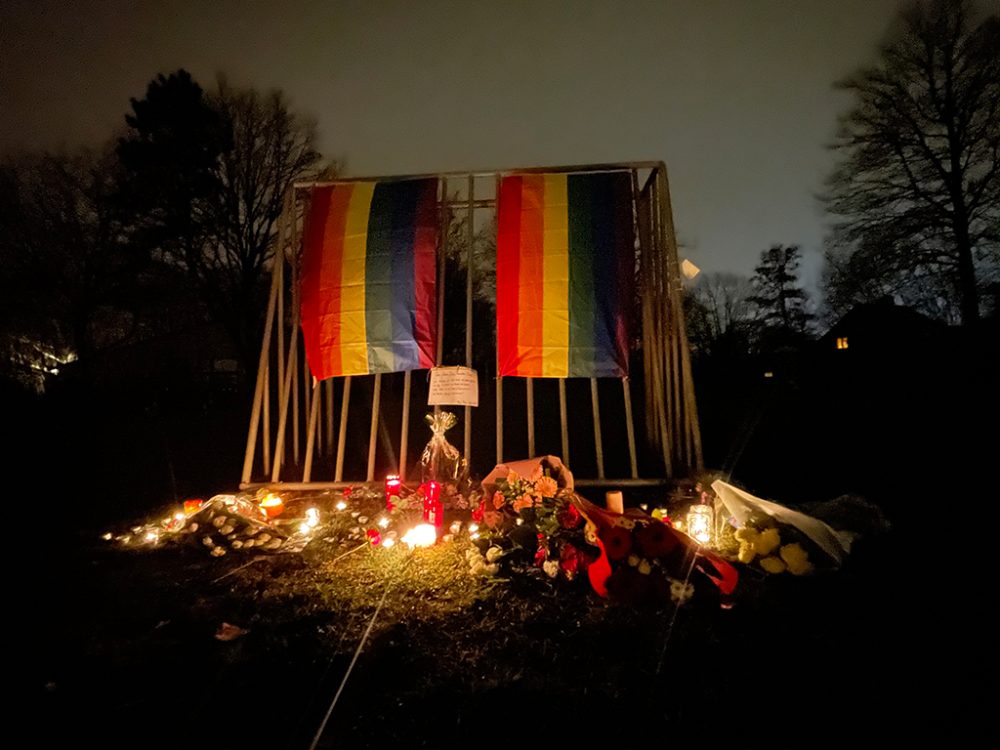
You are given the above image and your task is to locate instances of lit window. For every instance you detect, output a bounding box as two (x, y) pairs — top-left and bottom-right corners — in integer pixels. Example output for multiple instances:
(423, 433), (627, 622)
(836, 337), (849, 350)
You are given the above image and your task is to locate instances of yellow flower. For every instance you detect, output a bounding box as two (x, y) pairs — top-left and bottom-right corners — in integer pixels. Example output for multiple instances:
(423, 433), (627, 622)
(780, 543), (813, 576)
(759, 555), (786, 574)
(734, 527), (759, 544)
(534, 476), (559, 499)
(737, 543), (756, 564)
(754, 528), (781, 557)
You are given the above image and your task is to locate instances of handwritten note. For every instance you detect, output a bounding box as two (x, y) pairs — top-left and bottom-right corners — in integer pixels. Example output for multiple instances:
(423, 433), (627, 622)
(428, 366), (479, 407)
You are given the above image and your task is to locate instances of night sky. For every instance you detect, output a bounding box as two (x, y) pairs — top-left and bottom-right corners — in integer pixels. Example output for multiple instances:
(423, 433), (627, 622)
(2, 0), (932, 283)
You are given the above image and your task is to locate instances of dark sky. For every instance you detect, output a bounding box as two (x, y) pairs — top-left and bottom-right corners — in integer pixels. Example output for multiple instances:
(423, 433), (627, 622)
(3, 0), (925, 282)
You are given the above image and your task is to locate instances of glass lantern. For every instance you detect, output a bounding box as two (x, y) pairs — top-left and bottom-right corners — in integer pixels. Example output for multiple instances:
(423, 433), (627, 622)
(686, 503), (714, 546)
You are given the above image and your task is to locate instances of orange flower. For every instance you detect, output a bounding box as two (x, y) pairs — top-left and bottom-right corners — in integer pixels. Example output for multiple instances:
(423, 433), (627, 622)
(530, 464), (544, 482)
(534, 476), (558, 498)
(492, 491), (507, 510)
(513, 495), (534, 512)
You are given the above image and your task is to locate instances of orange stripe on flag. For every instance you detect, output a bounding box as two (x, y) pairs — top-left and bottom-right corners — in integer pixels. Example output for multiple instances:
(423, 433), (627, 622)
(517, 175), (545, 376)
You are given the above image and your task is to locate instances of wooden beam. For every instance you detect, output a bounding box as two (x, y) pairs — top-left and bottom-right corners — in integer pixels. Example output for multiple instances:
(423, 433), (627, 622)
(366, 373), (381, 482)
(241, 256), (281, 484)
(334, 376), (351, 482)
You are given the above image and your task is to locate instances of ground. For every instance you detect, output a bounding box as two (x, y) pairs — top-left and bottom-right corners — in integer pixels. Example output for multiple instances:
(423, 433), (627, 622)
(34, 515), (956, 748)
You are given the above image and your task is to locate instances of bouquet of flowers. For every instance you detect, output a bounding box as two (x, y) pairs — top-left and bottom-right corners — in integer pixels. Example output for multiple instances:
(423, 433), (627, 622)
(472, 457), (594, 581)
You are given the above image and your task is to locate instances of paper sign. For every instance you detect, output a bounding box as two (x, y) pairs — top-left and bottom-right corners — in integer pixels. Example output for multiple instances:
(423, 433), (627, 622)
(428, 366), (479, 407)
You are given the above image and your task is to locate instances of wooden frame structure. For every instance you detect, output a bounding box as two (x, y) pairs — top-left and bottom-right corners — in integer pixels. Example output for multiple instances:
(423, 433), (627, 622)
(239, 162), (701, 490)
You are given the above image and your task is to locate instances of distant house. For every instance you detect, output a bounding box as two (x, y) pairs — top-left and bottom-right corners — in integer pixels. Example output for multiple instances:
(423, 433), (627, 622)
(817, 297), (945, 360)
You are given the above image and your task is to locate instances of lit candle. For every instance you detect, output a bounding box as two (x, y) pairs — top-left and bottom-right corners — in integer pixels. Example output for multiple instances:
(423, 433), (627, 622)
(385, 474), (402, 511)
(605, 491), (624, 515)
(421, 481), (443, 528)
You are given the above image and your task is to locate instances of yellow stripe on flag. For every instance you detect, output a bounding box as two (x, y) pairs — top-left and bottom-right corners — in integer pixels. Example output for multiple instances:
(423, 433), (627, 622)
(340, 181), (375, 375)
(541, 174), (570, 377)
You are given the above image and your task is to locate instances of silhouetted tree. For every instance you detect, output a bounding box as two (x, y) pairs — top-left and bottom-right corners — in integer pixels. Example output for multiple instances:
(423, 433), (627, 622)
(0, 148), (138, 368)
(686, 272), (758, 357)
(118, 70), (321, 371)
(825, 0), (999, 325)
(749, 245), (812, 347)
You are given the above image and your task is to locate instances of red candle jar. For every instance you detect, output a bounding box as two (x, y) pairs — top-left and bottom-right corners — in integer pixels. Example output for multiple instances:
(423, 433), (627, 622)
(385, 475), (402, 511)
(421, 481), (443, 528)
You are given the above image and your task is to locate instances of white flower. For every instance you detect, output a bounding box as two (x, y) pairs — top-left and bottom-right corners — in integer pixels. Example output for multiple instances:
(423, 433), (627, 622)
(543, 560), (560, 578)
(483, 563), (499, 576)
(486, 546), (504, 563)
(465, 548), (481, 562)
(470, 559), (486, 576)
(670, 579), (695, 605)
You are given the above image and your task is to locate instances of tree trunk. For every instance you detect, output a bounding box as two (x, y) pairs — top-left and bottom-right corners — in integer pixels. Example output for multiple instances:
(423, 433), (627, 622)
(953, 212), (980, 326)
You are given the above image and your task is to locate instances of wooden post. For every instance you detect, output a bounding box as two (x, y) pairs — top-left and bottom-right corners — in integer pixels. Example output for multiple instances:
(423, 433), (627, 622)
(291, 347), (300, 464)
(270, 302), (300, 483)
(334, 376), (351, 482)
(302, 380), (321, 482)
(241, 257), (281, 484)
(623, 378), (639, 478)
(526, 378), (536, 457)
(590, 378), (605, 480)
(276, 212), (285, 464)
(315, 373), (323, 457)
(464, 174), (474, 465)
(366, 373), (381, 482)
(262, 364), (271, 475)
(558, 378), (570, 466)
(325, 379), (334, 457)
(496, 376), (503, 464)
(399, 370), (412, 481)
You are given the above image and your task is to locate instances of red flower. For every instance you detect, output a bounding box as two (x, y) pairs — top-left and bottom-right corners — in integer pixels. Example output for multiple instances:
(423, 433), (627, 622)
(534, 545), (548, 567)
(636, 520), (678, 559)
(600, 526), (633, 561)
(366, 528), (381, 546)
(559, 543), (580, 576)
(557, 502), (582, 529)
(472, 499), (485, 523)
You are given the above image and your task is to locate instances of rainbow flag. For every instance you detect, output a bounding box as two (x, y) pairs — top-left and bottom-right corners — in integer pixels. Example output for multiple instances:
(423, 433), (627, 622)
(300, 179), (438, 380)
(497, 172), (633, 378)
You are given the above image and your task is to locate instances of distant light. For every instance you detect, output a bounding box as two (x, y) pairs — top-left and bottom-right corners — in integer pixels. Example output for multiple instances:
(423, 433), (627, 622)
(681, 258), (701, 280)
(173, 512), (185, 522)
(836, 336), (849, 350)
(335, 500), (347, 511)
(378, 516), (390, 529)
(101, 532), (113, 541)
(763, 371), (774, 378)
(402, 523), (437, 548)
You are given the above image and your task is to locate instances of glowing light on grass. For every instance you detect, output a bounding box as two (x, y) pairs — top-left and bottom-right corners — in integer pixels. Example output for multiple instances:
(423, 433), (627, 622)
(378, 516), (390, 529)
(382, 538), (395, 548)
(469, 532), (480, 540)
(305, 507), (320, 528)
(298, 522), (311, 534)
(467, 523), (479, 534)
(402, 523), (437, 548)
(101, 532), (112, 541)
(259, 493), (285, 518)
(144, 531), (158, 543)
(335, 500), (347, 511)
